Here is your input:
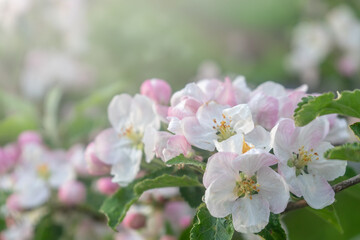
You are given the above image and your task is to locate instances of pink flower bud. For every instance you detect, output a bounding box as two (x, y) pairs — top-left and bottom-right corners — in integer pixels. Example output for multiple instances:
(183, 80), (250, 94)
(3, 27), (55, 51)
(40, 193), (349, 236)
(85, 142), (110, 176)
(96, 177), (119, 195)
(3, 144), (20, 165)
(18, 131), (42, 147)
(160, 236), (177, 240)
(58, 180), (86, 205)
(123, 212), (146, 230)
(140, 79), (172, 105)
(180, 215), (192, 229)
(6, 194), (21, 211)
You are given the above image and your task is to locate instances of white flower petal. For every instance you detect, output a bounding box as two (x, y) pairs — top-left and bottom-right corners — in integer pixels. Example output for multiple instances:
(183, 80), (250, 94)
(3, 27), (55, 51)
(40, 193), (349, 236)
(245, 126), (271, 152)
(296, 118), (329, 150)
(215, 133), (244, 155)
(257, 166), (289, 214)
(94, 128), (132, 164)
(233, 149), (278, 176)
(142, 127), (158, 163)
(108, 94), (132, 132)
(232, 195), (270, 233)
(278, 163), (302, 197)
(224, 104), (254, 134)
(182, 117), (216, 151)
(203, 152), (238, 188)
(196, 102), (227, 129)
(205, 177), (237, 218)
(130, 94), (160, 132)
(110, 148), (142, 186)
(297, 174), (334, 209)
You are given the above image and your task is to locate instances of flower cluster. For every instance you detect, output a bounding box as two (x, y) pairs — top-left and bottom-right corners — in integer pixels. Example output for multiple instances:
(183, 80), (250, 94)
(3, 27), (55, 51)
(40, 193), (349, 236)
(90, 77), (348, 233)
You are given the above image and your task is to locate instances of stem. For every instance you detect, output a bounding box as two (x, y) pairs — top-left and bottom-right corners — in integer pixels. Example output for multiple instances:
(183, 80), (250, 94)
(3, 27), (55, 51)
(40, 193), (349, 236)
(284, 174), (360, 213)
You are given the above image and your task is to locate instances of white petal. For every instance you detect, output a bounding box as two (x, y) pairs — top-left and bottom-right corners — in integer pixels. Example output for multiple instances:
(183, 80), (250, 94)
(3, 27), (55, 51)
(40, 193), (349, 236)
(245, 126), (271, 152)
(110, 148), (142, 186)
(297, 174), (334, 209)
(182, 117), (216, 151)
(278, 163), (302, 197)
(232, 195), (270, 233)
(215, 133), (244, 155)
(94, 128), (132, 164)
(167, 117), (183, 135)
(196, 101), (227, 129)
(224, 104), (254, 134)
(205, 177), (237, 218)
(233, 149), (278, 176)
(142, 127), (157, 163)
(130, 94), (160, 132)
(254, 81), (287, 97)
(203, 152), (238, 188)
(108, 94), (132, 132)
(170, 83), (206, 106)
(257, 166), (289, 214)
(270, 118), (297, 164)
(296, 118), (329, 150)
(325, 117), (349, 145)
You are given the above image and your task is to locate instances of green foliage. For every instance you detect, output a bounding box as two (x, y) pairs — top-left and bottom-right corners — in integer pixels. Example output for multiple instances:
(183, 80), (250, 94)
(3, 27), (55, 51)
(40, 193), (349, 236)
(0, 114), (37, 145)
(100, 167), (202, 230)
(350, 122), (360, 140)
(180, 186), (205, 208)
(0, 216), (6, 232)
(34, 215), (63, 240)
(294, 90), (360, 126)
(306, 205), (343, 234)
(43, 87), (62, 147)
(324, 142), (360, 162)
(190, 204), (234, 240)
(257, 213), (287, 240)
(166, 154), (206, 169)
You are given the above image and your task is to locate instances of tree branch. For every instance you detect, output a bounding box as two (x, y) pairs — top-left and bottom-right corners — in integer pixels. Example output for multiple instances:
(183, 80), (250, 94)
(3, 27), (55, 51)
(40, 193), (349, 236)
(284, 174), (360, 213)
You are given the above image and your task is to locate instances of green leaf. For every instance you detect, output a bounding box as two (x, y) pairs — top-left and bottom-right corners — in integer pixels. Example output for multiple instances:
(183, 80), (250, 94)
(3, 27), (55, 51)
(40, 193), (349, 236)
(190, 204), (234, 240)
(180, 186), (205, 208)
(179, 225), (191, 240)
(306, 205), (343, 234)
(166, 155), (206, 169)
(100, 167), (202, 230)
(257, 213), (287, 240)
(43, 87), (62, 147)
(324, 142), (360, 162)
(294, 90), (360, 126)
(0, 114), (37, 145)
(34, 215), (63, 240)
(350, 122), (360, 140)
(0, 216), (6, 232)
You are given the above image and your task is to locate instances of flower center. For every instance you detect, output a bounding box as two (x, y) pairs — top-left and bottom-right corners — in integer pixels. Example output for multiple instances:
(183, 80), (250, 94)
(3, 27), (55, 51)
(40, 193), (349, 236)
(234, 172), (260, 200)
(242, 139), (253, 154)
(37, 163), (50, 180)
(120, 126), (143, 149)
(212, 114), (235, 142)
(287, 146), (319, 176)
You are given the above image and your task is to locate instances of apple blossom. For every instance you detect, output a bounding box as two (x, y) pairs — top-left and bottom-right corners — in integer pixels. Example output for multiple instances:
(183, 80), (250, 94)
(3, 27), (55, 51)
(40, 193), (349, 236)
(203, 150), (289, 233)
(96, 177), (119, 195)
(85, 142), (111, 176)
(58, 180), (86, 205)
(271, 118), (347, 209)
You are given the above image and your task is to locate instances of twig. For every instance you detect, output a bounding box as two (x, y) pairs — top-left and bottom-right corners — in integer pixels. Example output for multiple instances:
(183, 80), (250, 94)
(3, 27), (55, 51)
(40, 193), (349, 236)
(284, 174), (360, 213)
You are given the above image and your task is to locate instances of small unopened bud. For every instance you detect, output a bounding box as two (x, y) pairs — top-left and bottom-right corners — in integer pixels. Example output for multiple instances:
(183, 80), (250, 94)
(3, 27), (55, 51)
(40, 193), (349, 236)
(85, 142), (110, 176)
(58, 180), (86, 205)
(18, 131), (42, 147)
(6, 194), (21, 211)
(140, 79), (172, 105)
(96, 177), (119, 195)
(123, 212), (146, 230)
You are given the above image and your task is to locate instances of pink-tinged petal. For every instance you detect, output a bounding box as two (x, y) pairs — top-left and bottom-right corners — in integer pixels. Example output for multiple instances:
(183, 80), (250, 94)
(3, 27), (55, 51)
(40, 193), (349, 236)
(325, 117), (349, 145)
(249, 94), (279, 130)
(224, 104), (254, 134)
(94, 128), (132, 165)
(231, 195), (270, 233)
(233, 149), (278, 177)
(216, 77), (237, 106)
(203, 152), (238, 188)
(257, 166), (289, 214)
(233, 76), (251, 103)
(110, 148), (142, 186)
(155, 104), (170, 123)
(163, 135), (192, 162)
(182, 117), (216, 151)
(197, 79), (223, 101)
(143, 127), (158, 163)
(297, 174), (334, 209)
(278, 163), (302, 197)
(271, 118), (297, 164)
(171, 83), (206, 106)
(280, 90), (306, 118)
(296, 118), (329, 150)
(245, 126), (271, 152)
(167, 117), (183, 135)
(253, 81), (287, 97)
(108, 94), (133, 132)
(18, 131), (42, 147)
(85, 142), (111, 176)
(205, 177), (237, 218)
(58, 180), (86, 205)
(96, 177), (119, 195)
(140, 79), (172, 105)
(215, 133), (244, 155)
(130, 94), (160, 132)
(196, 101), (227, 129)
(168, 97), (202, 119)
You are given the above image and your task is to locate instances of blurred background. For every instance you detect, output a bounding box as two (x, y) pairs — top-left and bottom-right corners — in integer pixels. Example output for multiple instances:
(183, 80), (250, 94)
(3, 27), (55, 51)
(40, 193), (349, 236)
(0, 0), (360, 239)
